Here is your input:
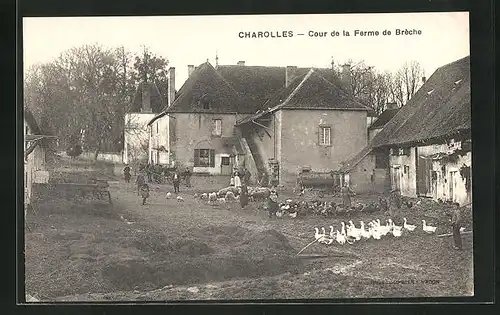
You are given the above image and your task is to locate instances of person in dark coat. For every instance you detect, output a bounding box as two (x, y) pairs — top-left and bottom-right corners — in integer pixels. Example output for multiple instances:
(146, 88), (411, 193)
(239, 183), (249, 209)
(451, 203), (463, 250)
(140, 183), (150, 205)
(135, 173), (146, 196)
(172, 170), (181, 193)
(267, 190), (279, 218)
(341, 184), (353, 208)
(123, 165), (131, 183)
(183, 167), (192, 187)
(243, 168), (251, 185)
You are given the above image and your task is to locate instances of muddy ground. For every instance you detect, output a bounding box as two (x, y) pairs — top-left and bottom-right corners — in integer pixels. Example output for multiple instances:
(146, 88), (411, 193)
(24, 163), (474, 301)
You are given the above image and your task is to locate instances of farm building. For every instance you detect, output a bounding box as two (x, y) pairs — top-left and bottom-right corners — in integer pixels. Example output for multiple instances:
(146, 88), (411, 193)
(24, 109), (52, 206)
(123, 81), (168, 165)
(339, 55), (471, 204)
(147, 60), (374, 184)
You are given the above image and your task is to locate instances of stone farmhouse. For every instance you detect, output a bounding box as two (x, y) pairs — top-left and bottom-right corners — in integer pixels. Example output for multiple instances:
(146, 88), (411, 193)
(339, 56), (471, 204)
(146, 60), (378, 185)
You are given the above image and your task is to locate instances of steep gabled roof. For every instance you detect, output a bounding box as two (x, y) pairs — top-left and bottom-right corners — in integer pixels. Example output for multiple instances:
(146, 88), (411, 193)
(368, 108), (400, 130)
(165, 62), (250, 114)
(130, 81), (166, 114)
(236, 69), (368, 125)
(370, 55), (471, 148)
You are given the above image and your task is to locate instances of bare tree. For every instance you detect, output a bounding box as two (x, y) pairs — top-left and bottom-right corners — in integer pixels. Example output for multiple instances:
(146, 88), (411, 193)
(389, 61), (424, 107)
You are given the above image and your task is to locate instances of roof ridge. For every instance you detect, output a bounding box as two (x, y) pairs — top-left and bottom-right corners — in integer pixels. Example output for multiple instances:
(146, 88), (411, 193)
(280, 68), (315, 108)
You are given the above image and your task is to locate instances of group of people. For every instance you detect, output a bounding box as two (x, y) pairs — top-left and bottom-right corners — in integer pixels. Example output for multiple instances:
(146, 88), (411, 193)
(123, 164), (192, 205)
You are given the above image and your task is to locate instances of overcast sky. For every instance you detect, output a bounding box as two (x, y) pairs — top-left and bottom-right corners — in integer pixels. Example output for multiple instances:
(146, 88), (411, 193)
(23, 12), (469, 90)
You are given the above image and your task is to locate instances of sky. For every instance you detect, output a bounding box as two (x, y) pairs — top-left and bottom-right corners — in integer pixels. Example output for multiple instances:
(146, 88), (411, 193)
(23, 12), (470, 91)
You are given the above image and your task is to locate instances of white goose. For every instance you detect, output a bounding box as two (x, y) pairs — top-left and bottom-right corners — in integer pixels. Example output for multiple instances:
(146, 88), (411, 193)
(347, 221), (362, 240)
(403, 218), (416, 231)
(314, 227), (324, 240)
(336, 230), (346, 244)
(422, 220), (437, 234)
(370, 223), (382, 240)
(379, 220), (391, 236)
(391, 220), (403, 237)
(360, 221), (371, 239)
(341, 222), (356, 244)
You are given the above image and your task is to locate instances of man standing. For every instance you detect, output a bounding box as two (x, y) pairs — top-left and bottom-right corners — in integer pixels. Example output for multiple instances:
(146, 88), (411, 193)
(123, 165), (131, 183)
(172, 169), (181, 193)
(341, 184), (353, 208)
(184, 167), (192, 187)
(239, 183), (249, 209)
(146, 163), (153, 183)
(451, 203), (463, 250)
(135, 172), (145, 196)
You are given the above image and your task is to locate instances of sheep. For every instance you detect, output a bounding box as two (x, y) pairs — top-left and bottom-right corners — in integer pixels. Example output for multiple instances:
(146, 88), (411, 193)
(217, 197), (226, 203)
(225, 191), (236, 201)
(208, 192), (218, 204)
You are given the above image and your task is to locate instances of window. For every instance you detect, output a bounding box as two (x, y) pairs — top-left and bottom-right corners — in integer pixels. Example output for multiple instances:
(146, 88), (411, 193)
(319, 126), (331, 146)
(404, 165), (409, 174)
(212, 119), (222, 137)
(194, 149), (215, 167)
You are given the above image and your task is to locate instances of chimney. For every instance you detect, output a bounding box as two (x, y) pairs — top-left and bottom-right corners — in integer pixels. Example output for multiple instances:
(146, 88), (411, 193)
(237, 61), (245, 66)
(386, 102), (398, 110)
(422, 76), (427, 83)
(285, 66), (298, 88)
(141, 83), (151, 113)
(341, 64), (352, 91)
(167, 67), (176, 107)
(187, 65), (195, 77)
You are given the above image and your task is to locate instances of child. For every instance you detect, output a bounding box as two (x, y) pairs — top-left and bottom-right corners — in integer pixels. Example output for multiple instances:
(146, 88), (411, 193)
(234, 170), (242, 188)
(140, 183), (150, 205)
(172, 170), (181, 193)
(123, 165), (131, 183)
(267, 190), (279, 218)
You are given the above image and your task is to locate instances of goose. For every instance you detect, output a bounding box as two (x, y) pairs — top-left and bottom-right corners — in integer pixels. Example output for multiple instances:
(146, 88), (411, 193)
(320, 237), (334, 245)
(379, 220), (391, 236)
(341, 222), (356, 244)
(422, 220), (437, 234)
(314, 227), (325, 240)
(289, 212), (297, 218)
(286, 199), (293, 203)
(166, 192), (172, 199)
(329, 226), (335, 239)
(321, 227), (327, 237)
(360, 221), (371, 239)
(403, 218), (416, 231)
(347, 221), (362, 240)
(370, 224), (382, 240)
(335, 230), (346, 244)
(392, 225), (402, 237)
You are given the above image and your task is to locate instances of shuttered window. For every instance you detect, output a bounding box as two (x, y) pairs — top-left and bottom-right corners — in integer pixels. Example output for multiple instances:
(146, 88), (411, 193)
(212, 119), (222, 136)
(319, 126), (331, 146)
(194, 149), (215, 167)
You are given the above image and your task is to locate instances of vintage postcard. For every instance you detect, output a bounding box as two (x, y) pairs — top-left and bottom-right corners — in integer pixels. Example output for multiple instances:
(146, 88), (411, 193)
(22, 12), (472, 302)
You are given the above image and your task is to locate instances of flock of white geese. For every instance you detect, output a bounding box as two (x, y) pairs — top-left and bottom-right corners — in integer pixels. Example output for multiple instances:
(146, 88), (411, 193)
(313, 218), (441, 245)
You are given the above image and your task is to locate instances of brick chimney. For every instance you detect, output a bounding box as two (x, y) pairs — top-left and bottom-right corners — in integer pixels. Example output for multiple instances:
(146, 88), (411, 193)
(341, 64), (352, 91)
(141, 83), (152, 113)
(167, 67), (176, 107)
(188, 65), (195, 77)
(285, 66), (298, 88)
(386, 102), (398, 110)
(237, 61), (245, 66)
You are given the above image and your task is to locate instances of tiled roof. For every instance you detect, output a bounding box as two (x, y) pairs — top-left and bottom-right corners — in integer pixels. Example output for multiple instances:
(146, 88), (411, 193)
(165, 62), (251, 114)
(368, 108), (400, 130)
(370, 55), (471, 147)
(130, 81), (165, 114)
(236, 69), (368, 125)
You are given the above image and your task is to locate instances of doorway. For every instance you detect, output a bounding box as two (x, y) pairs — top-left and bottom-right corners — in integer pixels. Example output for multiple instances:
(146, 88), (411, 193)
(392, 166), (402, 191)
(220, 156), (232, 175)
